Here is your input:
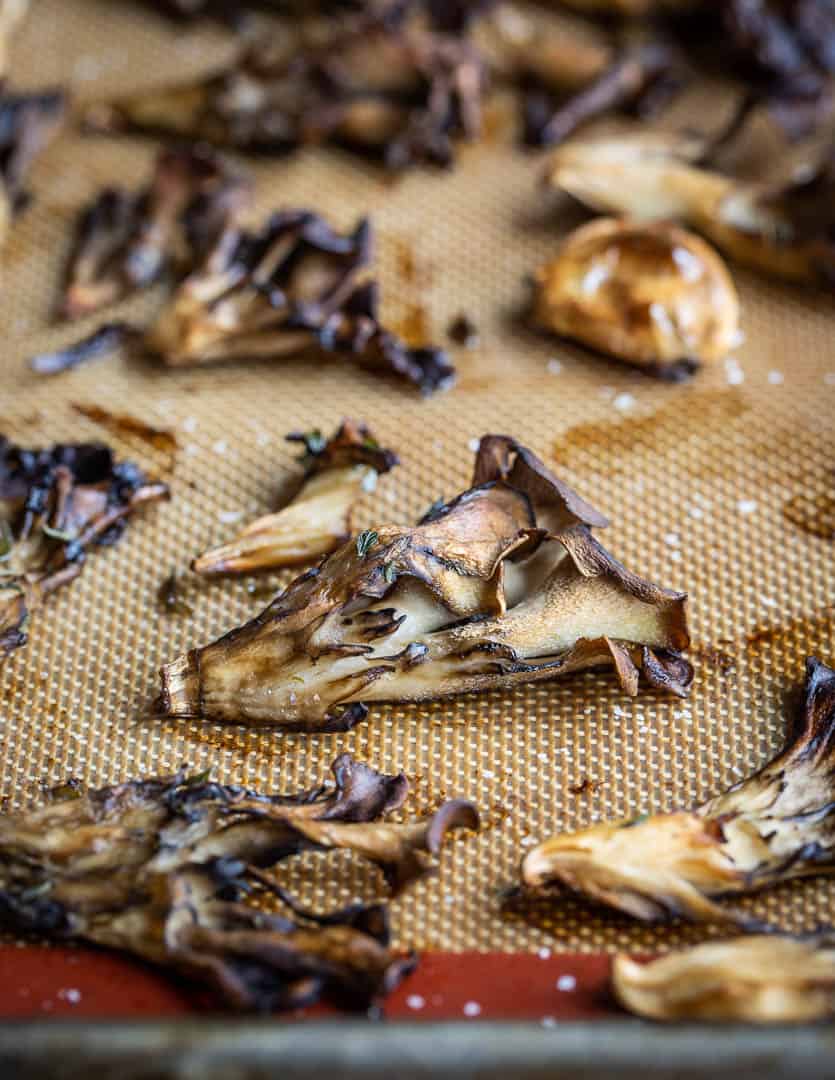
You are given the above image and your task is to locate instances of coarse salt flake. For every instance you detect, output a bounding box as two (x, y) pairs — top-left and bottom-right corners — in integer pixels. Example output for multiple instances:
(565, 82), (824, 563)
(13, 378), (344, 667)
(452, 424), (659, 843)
(725, 358), (744, 386)
(737, 499), (757, 514)
(406, 995), (425, 1010)
(556, 975), (577, 992)
(538, 948), (552, 960)
(463, 1001), (482, 1017)
(468, 438), (480, 453)
(613, 392), (635, 412)
(547, 359), (563, 375)
(218, 510), (243, 525)
(767, 371), (784, 385)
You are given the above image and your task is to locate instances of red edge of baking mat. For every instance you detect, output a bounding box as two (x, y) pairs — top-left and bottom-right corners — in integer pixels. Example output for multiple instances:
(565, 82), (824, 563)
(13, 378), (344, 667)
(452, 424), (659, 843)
(0, 947), (617, 1022)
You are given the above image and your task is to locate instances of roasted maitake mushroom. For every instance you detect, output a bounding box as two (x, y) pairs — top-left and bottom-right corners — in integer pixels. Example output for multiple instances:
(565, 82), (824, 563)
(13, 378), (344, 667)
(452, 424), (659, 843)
(158, 434), (691, 732)
(193, 420), (398, 576)
(0, 88), (65, 247)
(0, 754), (479, 1012)
(523, 657), (835, 924)
(147, 208), (454, 395)
(613, 934), (835, 1023)
(534, 218), (741, 378)
(60, 144), (250, 320)
(86, 18), (484, 172)
(0, 437), (169, 658)
(546, 130), (835, 285)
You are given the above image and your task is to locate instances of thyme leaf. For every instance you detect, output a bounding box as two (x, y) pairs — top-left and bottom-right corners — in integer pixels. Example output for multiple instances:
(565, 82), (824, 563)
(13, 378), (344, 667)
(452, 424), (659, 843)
(356, 530), (379, 558)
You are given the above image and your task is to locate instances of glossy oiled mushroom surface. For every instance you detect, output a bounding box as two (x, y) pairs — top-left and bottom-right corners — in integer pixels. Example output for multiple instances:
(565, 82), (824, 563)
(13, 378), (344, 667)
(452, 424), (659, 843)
(534, 217), (740, 377)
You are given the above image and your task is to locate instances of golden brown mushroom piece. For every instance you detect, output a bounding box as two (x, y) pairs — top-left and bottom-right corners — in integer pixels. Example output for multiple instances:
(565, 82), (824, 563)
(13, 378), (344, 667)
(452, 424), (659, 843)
(534, 218), (741, 379)
(546, 130), (835, 286)
(522, 657), (835, 925)
(613, 935), (835, 1023)
(0, 754), (479, 1012)
(158, 434), (691, 732)
(193, 420), (398, 576)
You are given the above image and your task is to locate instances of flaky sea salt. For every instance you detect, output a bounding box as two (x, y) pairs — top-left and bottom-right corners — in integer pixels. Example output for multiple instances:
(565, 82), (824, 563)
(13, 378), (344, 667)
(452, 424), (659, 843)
(556, 975), (577, 992)
(463, 1001), (482, 1017)
(547, 359), (562, 375)
(724, 358), (744, 386)
(767, 371), (784, 385)
(468, 438), (480, 452)
(613, 392), (635, 412)
(406, 995), (425, 1010)
(737, 499), (757, 514)
(218, 510), (243, 524)
(538, 947), (552, 960)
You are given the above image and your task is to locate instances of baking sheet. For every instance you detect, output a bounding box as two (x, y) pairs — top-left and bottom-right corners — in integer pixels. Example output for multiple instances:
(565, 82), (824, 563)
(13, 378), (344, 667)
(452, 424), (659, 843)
(1, 0), (834, 962)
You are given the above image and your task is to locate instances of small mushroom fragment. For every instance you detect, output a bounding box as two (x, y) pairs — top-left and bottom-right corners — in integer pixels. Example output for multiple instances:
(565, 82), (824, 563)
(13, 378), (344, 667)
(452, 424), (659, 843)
(523, 42), (682, 150)
(613, 935), (835, 1023)
(193, 420), (398, 576)
(0, 88), (65, 247)
(158, 434), (691, 732)
(522, 657), (835, 925)
(546, 130), (835, 284)
(534, 218), (741, 379)
(0, 437), (168, 658)
(60, 144), (250, 321)
(86, 19), (485, 172)
(0, 754), (479, 1012)
(147, 209), (454, 395)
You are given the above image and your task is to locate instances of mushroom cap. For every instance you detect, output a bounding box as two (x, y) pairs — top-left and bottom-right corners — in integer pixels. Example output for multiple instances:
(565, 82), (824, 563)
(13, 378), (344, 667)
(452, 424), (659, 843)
(534, 217), (741, 372)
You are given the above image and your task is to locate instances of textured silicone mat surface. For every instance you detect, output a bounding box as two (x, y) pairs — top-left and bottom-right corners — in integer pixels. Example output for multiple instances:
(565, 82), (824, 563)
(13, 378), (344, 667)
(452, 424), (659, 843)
(1, 0), (834, 958)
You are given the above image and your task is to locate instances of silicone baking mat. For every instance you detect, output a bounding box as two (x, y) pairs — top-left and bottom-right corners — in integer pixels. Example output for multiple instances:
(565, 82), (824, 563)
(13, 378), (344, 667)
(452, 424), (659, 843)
(1, 0), (834, 972)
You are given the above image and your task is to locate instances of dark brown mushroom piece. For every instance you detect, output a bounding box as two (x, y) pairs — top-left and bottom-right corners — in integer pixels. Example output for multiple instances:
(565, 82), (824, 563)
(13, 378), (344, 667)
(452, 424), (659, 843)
(0, 437), (169, 659)
(85, 19), (485, 172)
(158, 434), (691, 732)
(522, 657), (835, 925)
(60, 144), (250, 321)
(193, 419), (398, 577)
(146, 209), (455, 394)
(0, 754), (479, 1012)
(0, 88), (65, 246)
(523, 41), (684, 149)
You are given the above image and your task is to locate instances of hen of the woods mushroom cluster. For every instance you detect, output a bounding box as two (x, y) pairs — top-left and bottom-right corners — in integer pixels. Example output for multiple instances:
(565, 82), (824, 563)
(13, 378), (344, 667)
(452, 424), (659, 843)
(0, 437), (168, 659)
(0, 754), (479, 1012)
(193, 420), (398, 576)
(116, 0), (835, 165)
(522, 657), (835, 925)
(146, 208), (455, 394)
(158, 435), (691, 732)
